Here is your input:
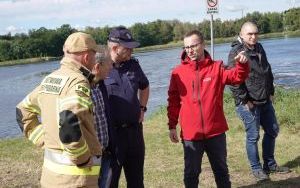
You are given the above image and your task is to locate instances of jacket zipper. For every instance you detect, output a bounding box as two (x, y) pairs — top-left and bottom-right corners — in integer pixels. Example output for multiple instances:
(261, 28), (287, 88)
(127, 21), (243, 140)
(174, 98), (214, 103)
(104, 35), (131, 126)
(192, 81), (196, 100)
(196, 64), (205, 139)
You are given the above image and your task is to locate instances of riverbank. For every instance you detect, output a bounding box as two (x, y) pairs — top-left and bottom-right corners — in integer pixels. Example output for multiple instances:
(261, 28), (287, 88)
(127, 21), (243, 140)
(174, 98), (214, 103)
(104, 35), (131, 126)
(0, 56), (60, 67)
(1, 88), (299, 187)
(133, 30), (300, 53)
(1, 30), (300, 67)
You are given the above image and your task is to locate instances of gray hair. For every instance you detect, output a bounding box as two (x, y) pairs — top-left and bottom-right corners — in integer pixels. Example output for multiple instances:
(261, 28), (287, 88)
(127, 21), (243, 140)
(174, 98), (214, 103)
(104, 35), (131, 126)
(95, 45), (110, 64)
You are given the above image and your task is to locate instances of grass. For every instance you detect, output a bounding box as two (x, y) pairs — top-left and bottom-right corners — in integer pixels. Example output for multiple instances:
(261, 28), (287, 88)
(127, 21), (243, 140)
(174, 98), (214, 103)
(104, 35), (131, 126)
(0, 88), (299, 187)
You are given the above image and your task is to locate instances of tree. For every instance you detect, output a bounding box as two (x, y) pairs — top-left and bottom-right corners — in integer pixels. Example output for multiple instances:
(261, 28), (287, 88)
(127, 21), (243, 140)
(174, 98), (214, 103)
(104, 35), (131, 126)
(0, 40), (13, 61)
(131, 23), (152, 47)
(267, 12), (283, 32)
(283, 8), (300, 31)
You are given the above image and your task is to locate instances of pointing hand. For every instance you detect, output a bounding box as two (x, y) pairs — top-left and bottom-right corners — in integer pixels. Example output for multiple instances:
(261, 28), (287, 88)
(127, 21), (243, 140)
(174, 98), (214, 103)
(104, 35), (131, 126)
(234, 51), (248, 64)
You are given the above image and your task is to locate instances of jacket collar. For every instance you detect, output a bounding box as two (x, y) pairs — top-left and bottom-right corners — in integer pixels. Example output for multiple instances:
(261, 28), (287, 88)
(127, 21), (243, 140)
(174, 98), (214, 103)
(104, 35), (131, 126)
(61, 57), (94, 82)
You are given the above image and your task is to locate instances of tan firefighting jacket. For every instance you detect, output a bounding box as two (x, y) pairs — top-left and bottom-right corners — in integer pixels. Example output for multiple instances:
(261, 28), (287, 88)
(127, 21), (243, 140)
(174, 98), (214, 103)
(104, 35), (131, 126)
(16, 57), (102, 188)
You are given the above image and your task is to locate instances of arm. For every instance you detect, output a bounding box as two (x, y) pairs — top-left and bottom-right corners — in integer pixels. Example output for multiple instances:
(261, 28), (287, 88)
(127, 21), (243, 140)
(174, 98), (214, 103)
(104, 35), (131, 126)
(223, 51), (249, 85)
(138, 86), (149, 123)
(261, 45), (275, 97)
(16, 86), (44, 148)
(137, 61), (150, 123)
(226, 48), (251, 105)
(58, 81), (101, 166)
(167, 72), (181, 143)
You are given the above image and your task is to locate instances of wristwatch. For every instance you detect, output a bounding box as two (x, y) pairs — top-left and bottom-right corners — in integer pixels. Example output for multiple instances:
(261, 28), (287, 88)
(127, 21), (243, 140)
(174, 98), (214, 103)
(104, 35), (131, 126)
(140, 105), (147, 112)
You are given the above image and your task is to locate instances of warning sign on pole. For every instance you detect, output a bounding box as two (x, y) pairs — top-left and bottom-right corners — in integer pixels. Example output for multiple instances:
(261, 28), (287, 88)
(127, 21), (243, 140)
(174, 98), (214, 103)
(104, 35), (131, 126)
(207, 0), (218, 14)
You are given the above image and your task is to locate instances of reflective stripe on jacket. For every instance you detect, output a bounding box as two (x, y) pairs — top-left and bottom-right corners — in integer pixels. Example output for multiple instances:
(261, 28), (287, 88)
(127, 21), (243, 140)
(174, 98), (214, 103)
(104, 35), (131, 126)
(16, 57), (102, 188)
(44, 149), (101, 176)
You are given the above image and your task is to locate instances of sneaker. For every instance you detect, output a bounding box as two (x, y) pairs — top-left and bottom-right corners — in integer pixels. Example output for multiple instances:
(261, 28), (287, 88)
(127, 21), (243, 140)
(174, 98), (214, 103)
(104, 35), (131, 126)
(264, 165), (291, 174)
(252, 169), (270, 182)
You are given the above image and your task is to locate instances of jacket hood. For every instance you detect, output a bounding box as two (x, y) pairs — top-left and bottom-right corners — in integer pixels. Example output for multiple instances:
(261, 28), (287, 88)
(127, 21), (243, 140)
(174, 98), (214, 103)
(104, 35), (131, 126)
(231, 36), (243, 48)
(180, 49), (213, 70)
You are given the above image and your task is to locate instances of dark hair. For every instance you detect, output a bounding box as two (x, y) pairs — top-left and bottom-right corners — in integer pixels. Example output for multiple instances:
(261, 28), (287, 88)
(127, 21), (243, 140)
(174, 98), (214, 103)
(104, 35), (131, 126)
(184, 30), (204, 42)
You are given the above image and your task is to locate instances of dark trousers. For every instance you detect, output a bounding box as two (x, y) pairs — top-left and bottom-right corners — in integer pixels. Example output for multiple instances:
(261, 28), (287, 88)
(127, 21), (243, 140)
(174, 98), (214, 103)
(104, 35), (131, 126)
(183, 133), (231, 188)
(110, 124), (145, 188)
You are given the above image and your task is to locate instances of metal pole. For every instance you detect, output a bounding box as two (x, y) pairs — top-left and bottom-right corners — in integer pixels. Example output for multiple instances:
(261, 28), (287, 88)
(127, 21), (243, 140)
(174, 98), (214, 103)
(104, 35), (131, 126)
(210, 13), (214, 59)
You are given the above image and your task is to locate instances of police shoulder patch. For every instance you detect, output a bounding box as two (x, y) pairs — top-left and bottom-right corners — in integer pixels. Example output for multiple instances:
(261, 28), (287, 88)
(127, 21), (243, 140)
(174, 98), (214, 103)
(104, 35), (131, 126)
(40, 75), (69, 95)
(75, 84), (90, 97)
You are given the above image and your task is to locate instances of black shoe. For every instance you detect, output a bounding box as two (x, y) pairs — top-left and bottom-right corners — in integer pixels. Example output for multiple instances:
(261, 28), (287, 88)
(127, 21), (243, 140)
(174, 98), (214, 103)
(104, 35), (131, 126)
(264, 165), (291, 174)
(252, 169), (270, 182)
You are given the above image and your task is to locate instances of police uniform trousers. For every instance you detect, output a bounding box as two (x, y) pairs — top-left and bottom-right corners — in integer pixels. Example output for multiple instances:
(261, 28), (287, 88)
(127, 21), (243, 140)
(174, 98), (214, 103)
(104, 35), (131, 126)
(110, 123), (145, 188)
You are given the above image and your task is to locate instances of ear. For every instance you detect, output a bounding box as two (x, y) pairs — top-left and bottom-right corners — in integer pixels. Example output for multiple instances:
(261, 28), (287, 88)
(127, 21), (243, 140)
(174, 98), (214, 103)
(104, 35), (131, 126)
(111, 45), (118, 52)
(95, 63), (100, 71)
(82, 53), (89, 65)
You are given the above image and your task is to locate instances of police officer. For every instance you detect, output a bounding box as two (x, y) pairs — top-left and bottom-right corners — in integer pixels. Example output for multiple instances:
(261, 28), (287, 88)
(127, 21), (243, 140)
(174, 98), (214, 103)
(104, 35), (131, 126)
(105, 26), (150, 188)
(16, 32), (104, 188)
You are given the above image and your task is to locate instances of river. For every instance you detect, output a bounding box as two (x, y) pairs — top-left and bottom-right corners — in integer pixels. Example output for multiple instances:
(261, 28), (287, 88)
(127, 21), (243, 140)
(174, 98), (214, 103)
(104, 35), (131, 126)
(0, 37), (300, 138)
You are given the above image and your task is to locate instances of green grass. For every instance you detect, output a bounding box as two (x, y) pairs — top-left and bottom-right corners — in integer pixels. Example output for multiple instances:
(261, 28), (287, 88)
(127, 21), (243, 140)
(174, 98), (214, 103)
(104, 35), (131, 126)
(0, 88), (299, 187)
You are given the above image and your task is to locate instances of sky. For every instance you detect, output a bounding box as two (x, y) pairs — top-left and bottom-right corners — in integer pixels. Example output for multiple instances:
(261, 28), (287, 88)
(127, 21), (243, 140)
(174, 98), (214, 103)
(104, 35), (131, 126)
(0, 0), (300, 35)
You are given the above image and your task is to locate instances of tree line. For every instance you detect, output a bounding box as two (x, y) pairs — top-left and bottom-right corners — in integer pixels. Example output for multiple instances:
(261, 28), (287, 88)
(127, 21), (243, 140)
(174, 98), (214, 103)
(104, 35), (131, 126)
(0, 7), (299, 62)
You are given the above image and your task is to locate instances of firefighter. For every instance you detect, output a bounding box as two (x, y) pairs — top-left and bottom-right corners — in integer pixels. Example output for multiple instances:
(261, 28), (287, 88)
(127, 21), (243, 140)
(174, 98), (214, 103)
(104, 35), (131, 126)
(16, 32), (105, 188)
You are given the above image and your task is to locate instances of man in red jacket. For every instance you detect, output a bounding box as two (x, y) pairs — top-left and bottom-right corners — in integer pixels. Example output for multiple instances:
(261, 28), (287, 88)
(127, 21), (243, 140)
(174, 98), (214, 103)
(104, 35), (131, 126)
(167, 30), (249, 188)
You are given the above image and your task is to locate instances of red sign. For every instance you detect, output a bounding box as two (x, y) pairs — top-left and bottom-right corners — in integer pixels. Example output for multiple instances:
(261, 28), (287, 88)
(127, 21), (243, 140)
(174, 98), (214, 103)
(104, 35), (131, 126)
(207, 0), (217, 7)
(207, 0), (218, 14)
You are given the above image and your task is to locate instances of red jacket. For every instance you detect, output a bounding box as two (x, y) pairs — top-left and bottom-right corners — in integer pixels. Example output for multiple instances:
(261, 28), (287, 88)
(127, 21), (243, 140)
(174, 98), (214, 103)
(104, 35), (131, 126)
(167, 50), (249, 140)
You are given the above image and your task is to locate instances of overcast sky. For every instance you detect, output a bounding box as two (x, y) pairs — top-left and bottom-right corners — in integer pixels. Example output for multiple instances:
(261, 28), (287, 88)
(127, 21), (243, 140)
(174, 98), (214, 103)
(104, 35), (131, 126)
(0, 0), (299, 35)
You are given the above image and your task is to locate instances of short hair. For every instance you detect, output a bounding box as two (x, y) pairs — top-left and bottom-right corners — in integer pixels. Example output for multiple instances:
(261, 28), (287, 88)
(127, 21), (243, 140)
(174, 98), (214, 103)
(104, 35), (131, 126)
(95, 45), (110, 65)
(240, 21), (258, 32)
(184, 30), (204, 43)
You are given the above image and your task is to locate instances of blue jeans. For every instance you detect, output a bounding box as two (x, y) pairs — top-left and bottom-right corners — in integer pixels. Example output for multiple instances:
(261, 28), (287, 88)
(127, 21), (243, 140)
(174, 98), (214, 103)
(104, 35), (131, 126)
(183, 133), (231, 188)
(98, 153), (112, 188)
(236, 101), (279, 171)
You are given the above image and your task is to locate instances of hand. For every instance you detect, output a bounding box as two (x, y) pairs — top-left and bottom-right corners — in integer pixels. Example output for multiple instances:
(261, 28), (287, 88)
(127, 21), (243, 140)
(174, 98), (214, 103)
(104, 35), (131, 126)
(270, 95), (274, 102)
(169, 129), (179, 143)
(139, 111), (145, 123)
(77, 157), (93, 169)
(234, 51), (248, 64)
(246, 101), (254, 110)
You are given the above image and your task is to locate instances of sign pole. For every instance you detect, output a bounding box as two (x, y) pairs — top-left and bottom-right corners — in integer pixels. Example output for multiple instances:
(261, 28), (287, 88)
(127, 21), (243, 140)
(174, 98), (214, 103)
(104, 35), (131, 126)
(206, 0), (218, 60)
(210, 13), (214, 59)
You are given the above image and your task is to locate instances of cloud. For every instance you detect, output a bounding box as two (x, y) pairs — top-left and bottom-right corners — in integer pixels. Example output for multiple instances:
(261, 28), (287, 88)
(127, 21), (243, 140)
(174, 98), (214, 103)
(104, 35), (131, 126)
(0, 0), (294, 35)
(225, 5), (247, 12)
(5, 25), (26, 34)
(0, 0), (29, 2)
(0, 0), (203, 33)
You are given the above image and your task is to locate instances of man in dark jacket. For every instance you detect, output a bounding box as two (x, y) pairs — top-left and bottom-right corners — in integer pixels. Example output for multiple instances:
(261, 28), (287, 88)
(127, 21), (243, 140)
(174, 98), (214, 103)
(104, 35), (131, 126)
(227, 21), (290, 182)
(167, 30), (249, 188)
(105, 26), (149, 188)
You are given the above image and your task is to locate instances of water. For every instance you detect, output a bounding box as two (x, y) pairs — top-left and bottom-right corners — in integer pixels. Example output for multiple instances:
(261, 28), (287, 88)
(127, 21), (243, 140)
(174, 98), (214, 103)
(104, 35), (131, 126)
(1, 37), (300, 138)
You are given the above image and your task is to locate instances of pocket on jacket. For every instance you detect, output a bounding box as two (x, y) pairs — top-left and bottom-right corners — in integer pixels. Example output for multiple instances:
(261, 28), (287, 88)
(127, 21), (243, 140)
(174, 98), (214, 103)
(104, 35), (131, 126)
(104, 78), (118, 95)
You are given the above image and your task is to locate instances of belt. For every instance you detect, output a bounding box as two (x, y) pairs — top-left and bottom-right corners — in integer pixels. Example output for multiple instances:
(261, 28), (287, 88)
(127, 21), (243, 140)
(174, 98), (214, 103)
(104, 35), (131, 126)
(114, 123), (132, 128)
(252, 100), (267, 105)
(44, 149), (101, 176)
